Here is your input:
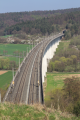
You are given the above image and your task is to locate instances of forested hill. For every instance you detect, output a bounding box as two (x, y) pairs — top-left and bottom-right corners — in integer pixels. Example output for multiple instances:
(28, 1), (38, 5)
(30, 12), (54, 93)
(3, 10), (80, 38)
(1, 7), (80, 37)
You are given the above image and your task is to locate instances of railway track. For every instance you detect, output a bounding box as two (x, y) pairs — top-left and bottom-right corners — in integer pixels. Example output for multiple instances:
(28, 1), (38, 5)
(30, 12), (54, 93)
(3, 33), (63, 104)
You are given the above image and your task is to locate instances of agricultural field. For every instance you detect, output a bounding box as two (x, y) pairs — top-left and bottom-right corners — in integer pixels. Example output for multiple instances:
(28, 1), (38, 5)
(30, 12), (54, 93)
(0, 44), (33, 68)
(4, 56), (23, 65)
(44, 72), (80, 101)
(0, 44), (33, 55)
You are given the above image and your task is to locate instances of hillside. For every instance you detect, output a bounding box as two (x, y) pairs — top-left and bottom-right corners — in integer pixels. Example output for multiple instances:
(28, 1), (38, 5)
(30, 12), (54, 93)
(0, 7), (80, 37)
(1, 7), (80, 25)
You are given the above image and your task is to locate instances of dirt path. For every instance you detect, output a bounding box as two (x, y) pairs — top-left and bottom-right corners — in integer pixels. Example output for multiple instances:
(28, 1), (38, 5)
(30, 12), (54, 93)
(0, 71), (8, 75)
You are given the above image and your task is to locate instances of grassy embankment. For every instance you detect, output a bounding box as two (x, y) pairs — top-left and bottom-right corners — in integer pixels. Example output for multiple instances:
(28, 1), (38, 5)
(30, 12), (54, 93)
(0, 71), (13, 100)
(0, 103), (80, 120)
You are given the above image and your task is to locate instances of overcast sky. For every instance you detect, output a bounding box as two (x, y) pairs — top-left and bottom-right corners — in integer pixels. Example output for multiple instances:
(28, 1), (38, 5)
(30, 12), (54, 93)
(0, 0), (80, 13)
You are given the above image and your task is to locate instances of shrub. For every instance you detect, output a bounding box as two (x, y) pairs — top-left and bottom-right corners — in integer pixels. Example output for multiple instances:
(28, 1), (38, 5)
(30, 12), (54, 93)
(45, 99), (51, 108)
(71, 55), (77, 64)
(66, 58), (73, 66)
(77, 64), (80, 71)
(47, 61), (55, 72)
(77, 45), (80, 50)
(63, 77), (80, 103)
(54, 61), (65, 72)
(73, 102), (80, 116)
(64, 66), (74, 72)
(66, 103), (74, 113)
(64, 30), (71, 40)
(59, 57), (67, 66)
(49, 89), (63, 110)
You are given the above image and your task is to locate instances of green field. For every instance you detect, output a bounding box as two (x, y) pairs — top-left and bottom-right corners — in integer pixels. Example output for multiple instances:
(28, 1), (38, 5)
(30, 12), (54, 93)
(0, 71), (13, 89)
(45, 72), (80, 100)
(0, 44), (33, 67)
(4, 56), (23, 65)
(0, 44), (33, 55)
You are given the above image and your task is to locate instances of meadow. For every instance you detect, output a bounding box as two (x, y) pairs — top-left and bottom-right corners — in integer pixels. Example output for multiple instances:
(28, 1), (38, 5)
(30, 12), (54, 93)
(0, 44), (33, 55)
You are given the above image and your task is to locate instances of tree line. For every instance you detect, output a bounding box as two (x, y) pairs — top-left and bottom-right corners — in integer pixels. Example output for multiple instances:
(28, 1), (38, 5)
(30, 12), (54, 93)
(0, 7), (80, 29)
(4, 17), (60, 35)
(2, 10), (80, 38)
(48, 55), (78, 72)
(0, 58), (17, 70)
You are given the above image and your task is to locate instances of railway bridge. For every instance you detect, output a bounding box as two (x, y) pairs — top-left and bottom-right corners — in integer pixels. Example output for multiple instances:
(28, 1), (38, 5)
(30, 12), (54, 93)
(3, 33), (64, 104)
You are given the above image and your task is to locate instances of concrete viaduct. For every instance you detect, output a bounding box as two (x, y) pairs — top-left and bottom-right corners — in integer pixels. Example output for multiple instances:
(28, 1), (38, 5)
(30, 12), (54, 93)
(3, 33), (64, 104)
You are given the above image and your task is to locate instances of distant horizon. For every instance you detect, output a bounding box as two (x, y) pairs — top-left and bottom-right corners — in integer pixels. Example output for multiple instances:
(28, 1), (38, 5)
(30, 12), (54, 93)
(0, 7), (80, 14)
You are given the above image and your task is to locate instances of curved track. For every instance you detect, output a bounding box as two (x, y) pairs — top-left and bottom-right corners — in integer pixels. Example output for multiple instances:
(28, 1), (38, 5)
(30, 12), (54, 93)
(3, 33), (63, 104)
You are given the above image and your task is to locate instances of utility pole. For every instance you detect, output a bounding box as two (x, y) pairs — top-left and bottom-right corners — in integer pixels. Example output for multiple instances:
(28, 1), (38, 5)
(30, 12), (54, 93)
(31, 41), (33, 50)
(38, 51), (41, 103)
(0, 92), (1, 103)
(43, 38), (44, 50)
(23, 51), (24, 58)
(32, 41), (34, 49)
(37, 40), (38, 45)
(23, 51), (25, 63)
(12, 67), (14, 81)
(19, 54), (20, 72)
(29, 42), (30, 52)
(27, 47), (28, 57)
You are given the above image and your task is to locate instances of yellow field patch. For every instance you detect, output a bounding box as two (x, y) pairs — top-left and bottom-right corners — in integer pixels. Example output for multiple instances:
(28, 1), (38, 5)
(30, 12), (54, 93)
(0, 71), (8, 75)
(54, 74), (80, 81)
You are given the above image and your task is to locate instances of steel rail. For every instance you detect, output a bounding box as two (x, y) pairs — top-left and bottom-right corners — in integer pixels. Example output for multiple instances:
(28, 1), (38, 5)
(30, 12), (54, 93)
(25, 42), (43, 104)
